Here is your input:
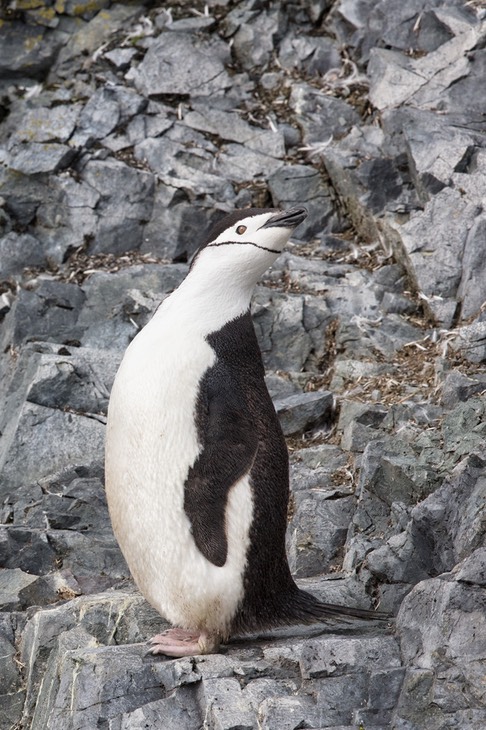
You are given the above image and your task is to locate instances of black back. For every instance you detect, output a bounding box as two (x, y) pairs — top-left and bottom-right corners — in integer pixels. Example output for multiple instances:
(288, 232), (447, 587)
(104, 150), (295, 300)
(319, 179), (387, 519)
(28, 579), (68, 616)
(183, 311), (297, 631)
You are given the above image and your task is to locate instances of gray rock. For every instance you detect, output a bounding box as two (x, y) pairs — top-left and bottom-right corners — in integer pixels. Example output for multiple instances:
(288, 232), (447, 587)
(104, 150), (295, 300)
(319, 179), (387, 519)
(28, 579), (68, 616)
(30, 644), (167, 730)
(265, 372), (302, 400)
(6, 103), (81, 146)
(104, 47), (138, 70)
(0, 458), (127, 593)
(164, 15), (216, 33)
(1, 279), (86, 348)
(17, 570), (81, 609)
(8, 142), (76, 175)
(0, 232), (46, 277)
(289, 83), (360, 146)
(403, 112), (478, 200)
(339, 401), (387, 452)
(30, 173), (99, 263)
(389, 187), (477, 327)
(63, 0), (111, 17)
(0, 21), (64, 79)
(197, 677), (255, 730)
(350, 438), (435, 545)
(108, 688), (201, 730)
(19, 591), (163, 717)
(258, 695), (319, 730)
(230, 8), (282, 70)
(78, 263), (187, 350)
(453, 548), (486, 587)
(299, 634), (401, 678)
(52, 4), (144, 78)
(298, 634), (402, 727)
(445, 46), (486, 118)
(450, 319), (486, 364)
(275, 390), (334, 436)
(141, 185), (219, 262)
(279, 33), (341, 75)
(368, 20), (480, 111)
(104, 109), (172, 151)
(395, 574), (486, 728)
(135, 127), (234, 201)
(0, 613), (25, 730)
(290, 444), (350, 492)
(70, 87), (122, 146)
(287, 490), (355, 577)
(25, 346), (119, 415)
(355, 157), (403, 215)
(409, 453), (486, 575)
(0, 527), (58, 576)
(359, 1), (461, 59)
(184, 104), (285, 158)
(268, 165), (337, 239)
(253, 290), (313, 372)
(442, 398), (486, 464)
(440, 369), (486, 408)
(456, 215), (486, 320)
(364, 448), (486, 586)
(0, 401), (105, 492)
(330, 359), (392, 392)
(79, 158), (155, 254)
(127, 32), (231, 97)
(216, 143), (284, 183)
(0, 568), (38, 611)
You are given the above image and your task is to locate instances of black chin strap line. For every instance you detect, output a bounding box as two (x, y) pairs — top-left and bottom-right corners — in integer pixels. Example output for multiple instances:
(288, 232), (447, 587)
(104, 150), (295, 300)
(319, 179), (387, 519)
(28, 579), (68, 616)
(206, 241), (282, 254)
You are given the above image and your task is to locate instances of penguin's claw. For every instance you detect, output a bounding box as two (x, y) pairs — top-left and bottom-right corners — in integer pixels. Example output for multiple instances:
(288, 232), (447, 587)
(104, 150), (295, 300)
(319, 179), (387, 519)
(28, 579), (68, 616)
(146, 628), (220, 657)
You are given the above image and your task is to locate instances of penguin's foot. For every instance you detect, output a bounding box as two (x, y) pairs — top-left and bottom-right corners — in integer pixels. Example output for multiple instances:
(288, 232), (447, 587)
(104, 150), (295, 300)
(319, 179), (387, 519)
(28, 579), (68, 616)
(147, 628), (220, 657)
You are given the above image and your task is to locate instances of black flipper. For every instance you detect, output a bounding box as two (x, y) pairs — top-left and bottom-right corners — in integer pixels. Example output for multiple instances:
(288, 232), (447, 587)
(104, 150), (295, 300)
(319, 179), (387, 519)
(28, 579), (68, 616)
(184, 361), (258, 567)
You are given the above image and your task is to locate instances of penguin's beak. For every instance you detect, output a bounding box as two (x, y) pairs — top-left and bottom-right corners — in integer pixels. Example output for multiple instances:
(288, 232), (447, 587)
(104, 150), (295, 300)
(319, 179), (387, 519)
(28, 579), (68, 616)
(260, 207), (308, 230)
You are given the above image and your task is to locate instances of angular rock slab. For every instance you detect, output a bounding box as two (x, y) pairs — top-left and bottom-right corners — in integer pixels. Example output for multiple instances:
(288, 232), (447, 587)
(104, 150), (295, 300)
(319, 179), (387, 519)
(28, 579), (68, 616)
(127, 32), (231, 97)
(184, 104), (285, 158)
(268, 165), (337, 239)
(0, 612), (26, 730)
(8, 143), (76, 175)
(20, 591), (165, 725)
(368, 19), (480, 111)
(79, 157), (155, 255)
(0, 401), (105, 493)
(0, 21), (63, 79)
(389, 187), (479, 327)
(287, 489), (355, 578)
(6, 104), (82, 146)
(395, 571), (486, 729)
(274, 390), (334, 436)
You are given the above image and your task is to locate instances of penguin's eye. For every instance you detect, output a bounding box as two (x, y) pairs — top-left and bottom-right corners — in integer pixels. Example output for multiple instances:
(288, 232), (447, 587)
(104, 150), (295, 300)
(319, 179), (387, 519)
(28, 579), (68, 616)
(236, 225), (247, 235)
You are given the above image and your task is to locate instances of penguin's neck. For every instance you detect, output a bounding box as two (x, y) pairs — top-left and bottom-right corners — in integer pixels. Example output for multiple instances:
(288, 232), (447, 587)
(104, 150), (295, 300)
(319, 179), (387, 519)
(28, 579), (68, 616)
(156, 270), (255, 335)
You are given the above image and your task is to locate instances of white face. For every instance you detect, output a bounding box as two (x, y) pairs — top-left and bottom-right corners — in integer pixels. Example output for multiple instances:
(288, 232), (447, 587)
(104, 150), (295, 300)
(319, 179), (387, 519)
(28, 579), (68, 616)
(191, 211), (297, 288)
(208, 211), (292, 254)
(160, 207), (306, 331)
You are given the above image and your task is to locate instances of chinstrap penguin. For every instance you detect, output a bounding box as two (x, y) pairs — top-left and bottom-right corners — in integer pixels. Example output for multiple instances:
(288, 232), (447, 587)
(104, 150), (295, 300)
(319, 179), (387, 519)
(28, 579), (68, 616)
(105, 207), (385, 657)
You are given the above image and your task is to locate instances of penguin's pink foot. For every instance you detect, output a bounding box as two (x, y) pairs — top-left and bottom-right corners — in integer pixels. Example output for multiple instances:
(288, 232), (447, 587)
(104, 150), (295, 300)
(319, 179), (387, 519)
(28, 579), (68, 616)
(147, 628), (219, 657)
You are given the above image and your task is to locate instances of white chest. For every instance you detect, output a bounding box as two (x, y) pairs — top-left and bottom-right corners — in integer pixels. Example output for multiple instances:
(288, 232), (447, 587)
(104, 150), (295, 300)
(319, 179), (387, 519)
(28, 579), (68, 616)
(104, 316), (253, 633)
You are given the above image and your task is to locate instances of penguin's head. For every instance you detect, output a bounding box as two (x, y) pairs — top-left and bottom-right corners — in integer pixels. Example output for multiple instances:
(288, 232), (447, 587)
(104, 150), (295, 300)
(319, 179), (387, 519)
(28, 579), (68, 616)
(189, 207), (307, 285)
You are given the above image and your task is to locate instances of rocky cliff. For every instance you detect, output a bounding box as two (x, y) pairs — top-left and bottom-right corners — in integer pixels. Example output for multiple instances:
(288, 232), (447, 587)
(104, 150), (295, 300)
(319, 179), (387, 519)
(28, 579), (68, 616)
(0, 1), (485, 728)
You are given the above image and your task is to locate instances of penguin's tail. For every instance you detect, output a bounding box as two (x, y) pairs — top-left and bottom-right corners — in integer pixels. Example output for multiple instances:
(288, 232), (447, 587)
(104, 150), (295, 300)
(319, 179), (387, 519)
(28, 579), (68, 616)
(278, 587), (389, 626)
(232, 585), (389, 636)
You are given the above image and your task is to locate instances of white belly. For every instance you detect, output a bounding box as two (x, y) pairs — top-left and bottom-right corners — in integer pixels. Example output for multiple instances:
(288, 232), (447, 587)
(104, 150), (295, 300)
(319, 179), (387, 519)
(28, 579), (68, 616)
(105, 317), (253, 635)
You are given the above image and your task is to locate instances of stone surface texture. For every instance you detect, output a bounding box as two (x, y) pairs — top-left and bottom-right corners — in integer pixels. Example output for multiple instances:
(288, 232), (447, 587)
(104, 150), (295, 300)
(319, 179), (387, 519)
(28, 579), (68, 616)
(0, 1), (485, 729)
